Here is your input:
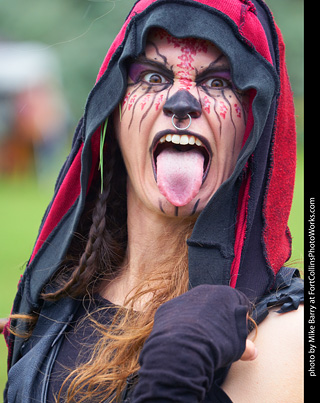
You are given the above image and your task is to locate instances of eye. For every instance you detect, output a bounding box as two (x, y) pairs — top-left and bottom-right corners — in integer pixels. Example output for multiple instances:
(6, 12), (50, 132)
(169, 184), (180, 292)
(143, 72), (168, 84)
(202, 77), (230, 89)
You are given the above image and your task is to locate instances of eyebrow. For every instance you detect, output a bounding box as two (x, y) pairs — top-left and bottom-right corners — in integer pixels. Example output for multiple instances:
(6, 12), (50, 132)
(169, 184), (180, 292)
(130, 56), (174, 77)
(195, 56), (231, 82)
(130, 54), (231, 82)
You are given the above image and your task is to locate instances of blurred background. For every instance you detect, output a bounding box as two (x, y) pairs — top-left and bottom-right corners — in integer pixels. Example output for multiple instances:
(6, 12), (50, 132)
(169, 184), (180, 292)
(0, 0), (303, 397)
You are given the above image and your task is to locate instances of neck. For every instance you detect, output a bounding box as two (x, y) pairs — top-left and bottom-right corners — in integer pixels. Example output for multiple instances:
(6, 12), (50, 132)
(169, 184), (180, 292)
(101, 189), (196, 307)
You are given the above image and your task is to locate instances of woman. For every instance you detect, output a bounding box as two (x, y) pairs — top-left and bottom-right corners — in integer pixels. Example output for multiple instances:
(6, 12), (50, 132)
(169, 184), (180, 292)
(3, 0), (303, 402)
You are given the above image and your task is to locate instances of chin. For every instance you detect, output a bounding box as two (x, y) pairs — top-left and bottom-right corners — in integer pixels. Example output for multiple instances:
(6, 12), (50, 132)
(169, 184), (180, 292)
(156, 192), (212, 218)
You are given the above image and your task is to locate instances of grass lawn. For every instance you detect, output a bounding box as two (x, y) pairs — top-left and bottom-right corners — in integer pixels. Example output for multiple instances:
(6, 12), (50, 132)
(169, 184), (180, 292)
(0, 149), (304, 399)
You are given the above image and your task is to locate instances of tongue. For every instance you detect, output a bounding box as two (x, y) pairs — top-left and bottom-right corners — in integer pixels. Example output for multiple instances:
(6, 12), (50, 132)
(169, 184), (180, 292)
(156, 147), (204, 206)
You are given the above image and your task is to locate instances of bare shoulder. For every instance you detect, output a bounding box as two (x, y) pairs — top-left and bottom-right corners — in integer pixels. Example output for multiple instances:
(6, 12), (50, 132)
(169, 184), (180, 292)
(222, 305), (304, 403)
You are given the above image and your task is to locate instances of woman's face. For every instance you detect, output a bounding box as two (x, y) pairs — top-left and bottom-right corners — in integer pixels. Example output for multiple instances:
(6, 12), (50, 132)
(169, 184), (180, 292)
(115, 29), (248, 217)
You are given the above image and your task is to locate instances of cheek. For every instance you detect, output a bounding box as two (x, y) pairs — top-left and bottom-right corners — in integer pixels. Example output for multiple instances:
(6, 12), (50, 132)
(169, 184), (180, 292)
(136, 92), (166, 114)
(218, 100), (229, 119)
(116, 91), (167, 166)
(120, 89), (167, 132)
(140, 94), (152, 110)
(233, 103), (243, 119)
(117, 133), (143, 182)
(202, 93), (247, 129)
(201, 92), (247, 156)
(203, 96), (212, 114)
(128, 94), (137, 111)
(154, 94), (165, 111)
(122, 91), (131, 109)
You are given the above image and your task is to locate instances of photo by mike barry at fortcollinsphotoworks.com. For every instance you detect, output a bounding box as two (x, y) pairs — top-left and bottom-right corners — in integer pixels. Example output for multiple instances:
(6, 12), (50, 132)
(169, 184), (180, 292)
(306, 197), (316, 378)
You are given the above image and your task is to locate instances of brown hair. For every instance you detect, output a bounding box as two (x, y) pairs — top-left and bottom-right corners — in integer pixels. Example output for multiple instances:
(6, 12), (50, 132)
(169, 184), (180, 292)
(57, 221), (193, 402)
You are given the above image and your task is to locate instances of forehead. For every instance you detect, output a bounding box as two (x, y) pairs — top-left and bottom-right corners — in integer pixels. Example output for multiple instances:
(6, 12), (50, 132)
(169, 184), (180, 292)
(145, 28), (227, 67)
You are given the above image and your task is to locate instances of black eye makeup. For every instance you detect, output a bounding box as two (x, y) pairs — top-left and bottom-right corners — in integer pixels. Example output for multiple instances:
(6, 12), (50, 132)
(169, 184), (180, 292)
(142, 72), (169, 84)
(201, 76), (231, 89)
(128, 59), (173, 85)
(196, 67), (233, 89)
(127, 55), (240, 97)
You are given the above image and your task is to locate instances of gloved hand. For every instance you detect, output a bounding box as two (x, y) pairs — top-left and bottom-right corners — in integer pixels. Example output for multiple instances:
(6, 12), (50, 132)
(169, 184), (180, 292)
(131, 284), (252, 402)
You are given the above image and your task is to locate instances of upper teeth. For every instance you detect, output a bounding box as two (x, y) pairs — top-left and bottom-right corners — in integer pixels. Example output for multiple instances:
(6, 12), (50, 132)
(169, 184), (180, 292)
(159, 134), (203, 146)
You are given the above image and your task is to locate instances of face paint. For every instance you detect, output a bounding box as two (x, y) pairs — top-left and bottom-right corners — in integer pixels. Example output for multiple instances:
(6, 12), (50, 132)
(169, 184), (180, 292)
(115, 29), (248, 218)
(155, 94), (164, 111)
(203, 96), (211, 114)
(141, 95), (151, 111)
(166, 35), (209, 91)
(219, 101), (228, 119)
(128, 95), (137, 111)
(234, 104), (242, 118)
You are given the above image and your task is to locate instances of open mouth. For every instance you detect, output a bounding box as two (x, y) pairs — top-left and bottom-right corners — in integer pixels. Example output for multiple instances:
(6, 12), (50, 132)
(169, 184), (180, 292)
(150, 130), (212, 207)
(151, 130), (212, 182)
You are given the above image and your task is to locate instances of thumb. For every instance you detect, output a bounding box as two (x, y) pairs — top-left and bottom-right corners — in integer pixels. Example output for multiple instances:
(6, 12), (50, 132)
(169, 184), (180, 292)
(240, 339), (258, 361)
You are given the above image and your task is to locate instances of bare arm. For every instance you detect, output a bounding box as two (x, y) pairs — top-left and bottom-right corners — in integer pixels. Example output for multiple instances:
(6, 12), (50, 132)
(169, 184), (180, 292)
(222, 305), (304, 402)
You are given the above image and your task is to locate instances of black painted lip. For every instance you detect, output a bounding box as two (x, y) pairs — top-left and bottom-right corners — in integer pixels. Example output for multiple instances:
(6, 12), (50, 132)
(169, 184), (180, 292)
(150, 129), (212, 183)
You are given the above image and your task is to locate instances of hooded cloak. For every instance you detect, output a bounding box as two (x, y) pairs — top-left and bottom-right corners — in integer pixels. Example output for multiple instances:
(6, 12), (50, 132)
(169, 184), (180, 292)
(4, 0), (303, 401)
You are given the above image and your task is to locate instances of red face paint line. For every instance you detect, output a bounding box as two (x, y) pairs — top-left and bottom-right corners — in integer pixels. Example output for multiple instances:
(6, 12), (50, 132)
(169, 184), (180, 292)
(203, 95), (211, 114)
(122, 92), (131, 109)
(219, 101), (228, 119)
(155, 94), (164, 111)
(234, 103), (242, 118)
(128, 95), (137, 111)
(167, 36), (208, 91)
(141, 95), (151, 110)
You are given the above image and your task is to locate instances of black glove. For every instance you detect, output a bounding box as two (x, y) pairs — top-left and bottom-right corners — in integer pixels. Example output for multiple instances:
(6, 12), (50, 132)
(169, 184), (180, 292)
(131, 284), (251, 402)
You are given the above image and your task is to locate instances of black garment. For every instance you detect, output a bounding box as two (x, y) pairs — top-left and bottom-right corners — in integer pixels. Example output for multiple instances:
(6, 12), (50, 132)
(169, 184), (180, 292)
(47, 268), (303, 403)
(132, 285), (249, 403)
(47, 289), (239, 403)
(47, 296), (118, 402)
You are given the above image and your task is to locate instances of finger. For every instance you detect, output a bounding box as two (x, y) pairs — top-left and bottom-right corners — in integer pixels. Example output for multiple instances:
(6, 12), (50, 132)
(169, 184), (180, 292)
(240, 339), (258, 361)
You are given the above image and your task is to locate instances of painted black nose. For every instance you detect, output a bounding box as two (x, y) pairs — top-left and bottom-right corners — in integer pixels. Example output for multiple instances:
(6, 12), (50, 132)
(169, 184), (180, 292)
(163, 90), (202, 119)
